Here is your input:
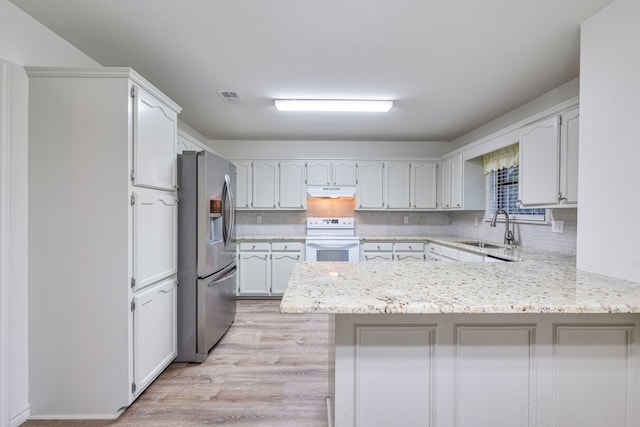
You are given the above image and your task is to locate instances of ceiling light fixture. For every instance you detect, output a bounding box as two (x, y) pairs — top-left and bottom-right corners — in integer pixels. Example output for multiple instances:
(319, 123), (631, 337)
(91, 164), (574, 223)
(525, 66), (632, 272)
(274, 99), (393, 112)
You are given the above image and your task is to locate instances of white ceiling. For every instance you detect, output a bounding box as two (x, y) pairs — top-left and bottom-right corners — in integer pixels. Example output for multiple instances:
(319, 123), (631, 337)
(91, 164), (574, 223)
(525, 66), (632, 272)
(11, 0), (612, 142)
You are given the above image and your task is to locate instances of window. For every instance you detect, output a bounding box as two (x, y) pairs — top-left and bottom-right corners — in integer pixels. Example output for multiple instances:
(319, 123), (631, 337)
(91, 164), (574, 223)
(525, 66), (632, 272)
(487, 166), (545, 222)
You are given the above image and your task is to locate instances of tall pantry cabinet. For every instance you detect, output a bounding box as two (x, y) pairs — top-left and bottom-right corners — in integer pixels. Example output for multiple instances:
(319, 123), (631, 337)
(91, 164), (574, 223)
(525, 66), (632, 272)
(26, 68), (182, 418)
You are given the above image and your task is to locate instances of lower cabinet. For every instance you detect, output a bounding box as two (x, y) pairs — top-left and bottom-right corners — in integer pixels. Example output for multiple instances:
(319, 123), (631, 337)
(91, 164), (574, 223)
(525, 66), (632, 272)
(428, 243), (486, 262)
(133, 277), (177, 397)
(237, 241), (304, 296)
(361, 241), (426, 262)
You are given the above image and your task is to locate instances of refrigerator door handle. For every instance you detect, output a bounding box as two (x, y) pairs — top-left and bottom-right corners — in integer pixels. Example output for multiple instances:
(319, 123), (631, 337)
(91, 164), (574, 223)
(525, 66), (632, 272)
(207, 266), (237, 287)
(222, 173), (234, 248)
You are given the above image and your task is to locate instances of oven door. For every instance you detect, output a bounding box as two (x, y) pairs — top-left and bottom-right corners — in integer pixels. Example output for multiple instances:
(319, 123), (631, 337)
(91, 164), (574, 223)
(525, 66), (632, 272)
(305, 239), (360, 262)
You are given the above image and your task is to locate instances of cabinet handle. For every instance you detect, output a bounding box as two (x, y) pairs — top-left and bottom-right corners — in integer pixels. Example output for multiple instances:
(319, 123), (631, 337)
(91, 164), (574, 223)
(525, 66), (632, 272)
(284, 245), (287, 250)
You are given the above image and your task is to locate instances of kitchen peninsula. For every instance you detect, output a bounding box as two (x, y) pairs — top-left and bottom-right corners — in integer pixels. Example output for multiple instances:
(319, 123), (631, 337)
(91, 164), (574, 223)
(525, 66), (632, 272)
(280, 247), (640, 427)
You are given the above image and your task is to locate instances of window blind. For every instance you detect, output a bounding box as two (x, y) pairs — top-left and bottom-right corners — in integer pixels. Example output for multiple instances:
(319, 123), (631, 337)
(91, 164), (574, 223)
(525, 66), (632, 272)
(488, 166), (545, 221)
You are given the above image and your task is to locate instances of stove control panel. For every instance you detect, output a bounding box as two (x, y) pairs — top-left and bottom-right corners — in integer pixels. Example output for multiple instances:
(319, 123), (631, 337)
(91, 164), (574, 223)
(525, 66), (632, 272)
(307, 217), (354, 228)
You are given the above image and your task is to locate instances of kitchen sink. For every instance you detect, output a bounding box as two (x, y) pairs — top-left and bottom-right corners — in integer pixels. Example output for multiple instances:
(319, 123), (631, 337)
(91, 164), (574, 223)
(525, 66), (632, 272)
(456, 241), (504, 249)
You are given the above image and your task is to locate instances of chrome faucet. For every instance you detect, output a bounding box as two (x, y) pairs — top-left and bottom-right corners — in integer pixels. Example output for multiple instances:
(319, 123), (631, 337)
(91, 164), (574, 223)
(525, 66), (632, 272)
(490, 208), (515, 245)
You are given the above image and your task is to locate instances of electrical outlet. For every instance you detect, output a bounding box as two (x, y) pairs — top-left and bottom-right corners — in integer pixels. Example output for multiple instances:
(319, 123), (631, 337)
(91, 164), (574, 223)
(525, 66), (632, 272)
(551, 220), (564, 233)
(474, 217), (479, 226)
(403, 216), (409, 224)
(257, 215), (262, 224)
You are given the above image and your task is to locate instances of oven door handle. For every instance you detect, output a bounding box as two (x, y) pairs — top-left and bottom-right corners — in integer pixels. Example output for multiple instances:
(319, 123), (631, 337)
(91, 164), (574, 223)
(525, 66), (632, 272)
(306, 242), (360, 249)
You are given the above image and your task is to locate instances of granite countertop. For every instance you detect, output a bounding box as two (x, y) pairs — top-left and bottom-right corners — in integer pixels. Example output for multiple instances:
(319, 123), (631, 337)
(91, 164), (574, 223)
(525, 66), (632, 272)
(280, 254), (640, 315)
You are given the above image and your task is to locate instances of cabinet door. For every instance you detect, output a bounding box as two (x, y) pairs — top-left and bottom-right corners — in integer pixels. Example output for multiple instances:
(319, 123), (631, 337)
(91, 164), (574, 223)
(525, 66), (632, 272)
(559, 108), (579, 204)
(271, 252), (302, 295)
(332, 161), (357, 185)
(358, 162), (384, 208)
(395, 253), (424, 262)
(412, 162), (437, 209)
(234, 161), (252, 209)
(132, 190), (178, 290)
(385, 162), (411, 209)
(279, 161), (306, 209)
(519, 116), (560, 206)
(238, 252), (271, 295)
(306, 161), (331, 185)
(132, 85), (178, 191)
(252, 161), (278, 208)
(450, 154), (463, 209)
(440, 159), (452, 209)
(133, 277), (177, 397)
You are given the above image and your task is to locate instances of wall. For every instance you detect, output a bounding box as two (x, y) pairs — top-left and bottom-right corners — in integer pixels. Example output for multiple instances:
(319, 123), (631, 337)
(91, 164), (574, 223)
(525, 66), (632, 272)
(0, 1), (98, 426)
(577, 0), (640, 282)
(237, 208), (577, 256)
(450, 78), (580, 151)
(209, 139), (451, 160)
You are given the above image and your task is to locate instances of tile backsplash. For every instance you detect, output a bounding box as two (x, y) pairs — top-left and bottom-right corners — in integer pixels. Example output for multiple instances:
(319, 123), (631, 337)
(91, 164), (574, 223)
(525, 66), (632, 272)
(236, 208), (578, 255)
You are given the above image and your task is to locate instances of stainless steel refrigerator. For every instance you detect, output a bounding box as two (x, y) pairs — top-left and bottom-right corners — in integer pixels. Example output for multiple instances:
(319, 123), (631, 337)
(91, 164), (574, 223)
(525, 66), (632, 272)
(176, 150), (237, 362)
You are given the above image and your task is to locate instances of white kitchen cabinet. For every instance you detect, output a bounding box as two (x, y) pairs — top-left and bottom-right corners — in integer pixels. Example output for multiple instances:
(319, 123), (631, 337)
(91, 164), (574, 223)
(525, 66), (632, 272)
(252, 161), (279, 208)
(279, 161), (306, 209)
(237, 242), (271, 296)
(132, 85), (178, 191)
(26, 67), (181, 418)
(271, 242), (304, 295)
(233, 161), (252, 209)
(412, 161), (438, 209)
(439, 154), (484, 210)
(133, 277), (177, 397)
(237, 241), (303, 296)
(440, 154), (462, 208)
(306, 160), (357, 186)
(236, 160), (305, 210)
(362, 241), (426, 262)
(519, 116), (561, 206)
(559, 107), (580, 205)
(385, 162), (411, 209)
(357, 161), (385, 209)
(518, 108), (579, 207)
(428, 243), (485, 262)
(393, 242), (425, 262)
(132, 189), (178, 290)
(361, 242), (394, 261)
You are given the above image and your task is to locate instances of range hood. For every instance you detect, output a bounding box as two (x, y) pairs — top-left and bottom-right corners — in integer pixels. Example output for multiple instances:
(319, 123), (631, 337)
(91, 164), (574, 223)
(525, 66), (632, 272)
(306, 186), (356, 198)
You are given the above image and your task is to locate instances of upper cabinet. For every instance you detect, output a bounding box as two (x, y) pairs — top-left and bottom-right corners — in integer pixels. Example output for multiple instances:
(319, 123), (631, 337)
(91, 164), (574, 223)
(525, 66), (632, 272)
(132, 85), (178, 191)
(357, 161), (385, 209)
(439, 154), (484, 210)
(306, 160), (357, 186)
(234, 160), (306, 210)
(412, 162), (438, 209)
(518, 107), (579, 207)
(385, 162), (412, 209)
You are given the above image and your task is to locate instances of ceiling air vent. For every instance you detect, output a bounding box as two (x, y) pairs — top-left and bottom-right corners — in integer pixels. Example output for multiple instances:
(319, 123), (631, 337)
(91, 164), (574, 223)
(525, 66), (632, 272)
(217, 90), (244, 104)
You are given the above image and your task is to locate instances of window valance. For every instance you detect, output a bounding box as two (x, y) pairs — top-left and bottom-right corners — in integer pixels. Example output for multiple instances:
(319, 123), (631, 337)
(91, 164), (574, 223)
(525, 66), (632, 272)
(482, 143), (519, 175)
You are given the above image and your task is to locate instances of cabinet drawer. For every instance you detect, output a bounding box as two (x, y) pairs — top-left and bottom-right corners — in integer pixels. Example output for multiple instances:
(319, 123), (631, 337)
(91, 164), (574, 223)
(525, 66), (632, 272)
(271, 242), (304, 252)
(362, 242), (393, 252)
(439, 245), (458, 260)
(428, 243), (440, 254)
(239, 242), (270, 251)
(393, 242), (424, 252)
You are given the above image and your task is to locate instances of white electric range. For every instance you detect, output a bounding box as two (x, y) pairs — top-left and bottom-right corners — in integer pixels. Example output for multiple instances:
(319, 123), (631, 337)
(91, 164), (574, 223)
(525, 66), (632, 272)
(305, 217), (360, 262)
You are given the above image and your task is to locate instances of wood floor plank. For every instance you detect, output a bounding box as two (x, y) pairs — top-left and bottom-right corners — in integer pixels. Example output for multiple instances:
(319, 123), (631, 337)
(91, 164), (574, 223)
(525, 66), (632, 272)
(24, 300), (329, 427)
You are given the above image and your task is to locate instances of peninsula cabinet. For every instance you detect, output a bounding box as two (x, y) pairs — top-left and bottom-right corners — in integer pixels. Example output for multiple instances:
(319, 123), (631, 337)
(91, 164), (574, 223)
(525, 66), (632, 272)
(26, 67), (181, 419)
(518, 107), (579, 207)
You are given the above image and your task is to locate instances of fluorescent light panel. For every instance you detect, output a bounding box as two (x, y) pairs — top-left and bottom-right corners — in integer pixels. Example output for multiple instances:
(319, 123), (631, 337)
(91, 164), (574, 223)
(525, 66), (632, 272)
(274, 99), (393, 112)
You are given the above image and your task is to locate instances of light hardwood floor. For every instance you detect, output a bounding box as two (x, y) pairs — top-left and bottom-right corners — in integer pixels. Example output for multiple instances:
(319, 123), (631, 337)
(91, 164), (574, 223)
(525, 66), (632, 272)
(24, 300), (330, 427)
